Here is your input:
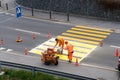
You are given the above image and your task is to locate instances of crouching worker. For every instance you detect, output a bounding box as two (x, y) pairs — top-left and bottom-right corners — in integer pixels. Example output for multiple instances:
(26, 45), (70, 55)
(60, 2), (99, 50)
(64, 41), (74, 63)
(54, 37), (64, 54)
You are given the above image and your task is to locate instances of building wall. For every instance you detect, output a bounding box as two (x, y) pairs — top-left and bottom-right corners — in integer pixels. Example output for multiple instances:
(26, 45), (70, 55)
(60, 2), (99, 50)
(17, 0), (120, 21)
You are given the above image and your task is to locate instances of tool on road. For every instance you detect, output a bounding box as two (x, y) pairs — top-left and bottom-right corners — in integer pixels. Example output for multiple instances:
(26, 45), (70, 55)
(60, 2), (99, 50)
(16, 33), (22, 42)
(41, 48), (59, 65)
(47, 32), (51, 39)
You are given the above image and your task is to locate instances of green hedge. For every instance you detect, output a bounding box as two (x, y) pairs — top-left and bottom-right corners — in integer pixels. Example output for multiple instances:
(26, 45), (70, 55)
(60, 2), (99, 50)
(0, 68), (69, 80)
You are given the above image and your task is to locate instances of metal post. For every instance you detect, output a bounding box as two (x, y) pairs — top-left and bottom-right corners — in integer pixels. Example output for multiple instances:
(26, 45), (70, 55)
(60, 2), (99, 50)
(6, 3), (8, 10)
(32, 67), (35, 76)
(31, 7), (34, 16)
(49, 0), (52, 19)
(0, 62), (4, 75)
(0, 1), (1, 7)
(50, 11), (51, 19)
(67, 0), (70, 21)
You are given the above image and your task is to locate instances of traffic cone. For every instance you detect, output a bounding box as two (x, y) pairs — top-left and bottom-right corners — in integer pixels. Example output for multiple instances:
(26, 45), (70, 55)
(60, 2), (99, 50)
(115, 48), (119, 57)
(100, 40), (103, 47)
(24, 48), (28, 55)
(0, 38), (4, 46)
(47, 32), (51, 39)
(32, 33), (36, 39)
(75, 58), (79, 66)
(16, 33), (22, 42)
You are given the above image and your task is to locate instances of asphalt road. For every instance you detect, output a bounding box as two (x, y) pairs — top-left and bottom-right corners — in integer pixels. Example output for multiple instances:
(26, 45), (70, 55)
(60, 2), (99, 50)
(0, 11), (120, 80)
(0, 13), (73, 53)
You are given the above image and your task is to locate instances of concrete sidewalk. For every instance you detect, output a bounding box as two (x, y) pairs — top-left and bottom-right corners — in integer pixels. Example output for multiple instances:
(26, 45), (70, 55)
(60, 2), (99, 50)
(0, 51), (119, 80)
(0, 0), (119, 31)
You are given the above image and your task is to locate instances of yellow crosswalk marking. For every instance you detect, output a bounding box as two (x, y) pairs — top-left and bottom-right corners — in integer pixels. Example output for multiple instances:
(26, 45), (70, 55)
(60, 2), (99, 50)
(45, 38), (97, 49)
(29, 24), (112, 63)
(58, 36), (99, 45)
(74, 47), (91, 53)
(66, 30), (107, 38)
(62, 33), (103, 41)
(71, 27), (111, 35)
(76, 25), (113, 33)
(55, 54), (81, 62)
(29, 49), (82, 62)
(68, 41), (97, 49)
(33, 44), (89, 58)
(29, 49), (42, 55)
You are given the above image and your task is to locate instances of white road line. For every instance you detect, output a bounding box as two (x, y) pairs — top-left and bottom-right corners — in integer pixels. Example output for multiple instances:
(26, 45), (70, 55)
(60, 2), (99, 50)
(0, 17), (14, 24)
(0, 47), (5, 50)
(81, 63), (117, 72)
(6, 49), (13, 52)
(110, 45), (120, 48)
(15, 28), (41, 35)
(2, 51), (40, 59)
(0, 12), (4, 14)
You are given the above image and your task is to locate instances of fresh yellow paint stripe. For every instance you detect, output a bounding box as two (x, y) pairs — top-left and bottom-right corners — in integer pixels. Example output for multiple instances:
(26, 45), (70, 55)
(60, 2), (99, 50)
(36, 44), (91, 55)
(62, 33), (103, 41)
(76, 25), (113, 33)
(37, 44), (91, 53)
(58, 36), (99, 45)
(45, 39), (97, 49)
(55, 53), (81, 62)
(29, 38), (98, 63)
(68, 41), (97, 49)
(67, 30), (107, 38)
(74, 47), (91, 53)
(73, 52), (87, 57)
(29, 49), (42, 55)
(49, 38), (97, 49)
(34, 39), (93, 52)
(34, 44), (89, 57)
(71, 27), (111, 35)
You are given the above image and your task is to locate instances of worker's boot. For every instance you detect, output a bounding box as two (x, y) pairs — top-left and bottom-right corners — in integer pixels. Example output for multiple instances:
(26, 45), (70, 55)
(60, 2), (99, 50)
(68, 60), (72, 63)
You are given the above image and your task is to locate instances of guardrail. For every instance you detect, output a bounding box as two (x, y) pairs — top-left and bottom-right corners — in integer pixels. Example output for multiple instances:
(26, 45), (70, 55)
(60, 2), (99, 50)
(0, 61), (96, 80)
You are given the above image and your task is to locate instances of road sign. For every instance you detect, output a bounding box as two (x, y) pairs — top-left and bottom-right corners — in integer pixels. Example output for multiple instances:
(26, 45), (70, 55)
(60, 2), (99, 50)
(16, 5), (22, 18)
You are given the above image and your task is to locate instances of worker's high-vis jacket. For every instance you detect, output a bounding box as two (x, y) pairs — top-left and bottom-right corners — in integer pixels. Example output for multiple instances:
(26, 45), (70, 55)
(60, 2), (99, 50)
(55, 37), (64, 48)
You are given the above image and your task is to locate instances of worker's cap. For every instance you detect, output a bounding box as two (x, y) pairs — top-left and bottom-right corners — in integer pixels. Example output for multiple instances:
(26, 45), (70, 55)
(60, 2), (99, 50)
(65, 40), (68, 44)
(55, 38), (58, 41)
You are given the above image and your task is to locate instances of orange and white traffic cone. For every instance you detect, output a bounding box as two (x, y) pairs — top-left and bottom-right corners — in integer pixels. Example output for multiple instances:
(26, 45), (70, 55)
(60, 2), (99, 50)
(24, 48), (28, 55)
(47, 32), (51, 39)
(0, 38), (4, 46)
(115, 48), (119, 57)
(32, 33), (36, 39)
(75, 58), (79, 66)
(16, 33), (22, 42)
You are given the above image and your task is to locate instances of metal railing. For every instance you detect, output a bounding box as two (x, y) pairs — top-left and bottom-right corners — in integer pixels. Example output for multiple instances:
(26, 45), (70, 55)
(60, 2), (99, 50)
(0, 61), (96, 80)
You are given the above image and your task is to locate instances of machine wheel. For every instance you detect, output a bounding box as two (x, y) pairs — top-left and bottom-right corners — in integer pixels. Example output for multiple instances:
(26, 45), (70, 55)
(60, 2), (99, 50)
(44, 61), (51, 65)
(54, 59), (58, 65)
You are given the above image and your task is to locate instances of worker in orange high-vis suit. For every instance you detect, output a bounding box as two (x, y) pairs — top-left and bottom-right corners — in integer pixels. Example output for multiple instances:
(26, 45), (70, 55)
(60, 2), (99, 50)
(54, 37), (64, 54)
(64, 41), (74, 63)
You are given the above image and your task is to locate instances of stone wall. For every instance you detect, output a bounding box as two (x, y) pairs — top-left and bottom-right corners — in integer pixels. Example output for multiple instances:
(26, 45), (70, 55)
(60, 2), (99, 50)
(17, 0), (120, 21)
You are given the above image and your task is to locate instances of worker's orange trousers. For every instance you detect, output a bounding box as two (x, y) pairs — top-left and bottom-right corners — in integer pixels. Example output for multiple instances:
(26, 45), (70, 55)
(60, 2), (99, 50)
(68, 52), (73, 60)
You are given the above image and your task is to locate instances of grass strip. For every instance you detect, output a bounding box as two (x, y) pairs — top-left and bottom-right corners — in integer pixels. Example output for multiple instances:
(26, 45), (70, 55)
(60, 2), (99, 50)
(0, 68), (69, 80)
